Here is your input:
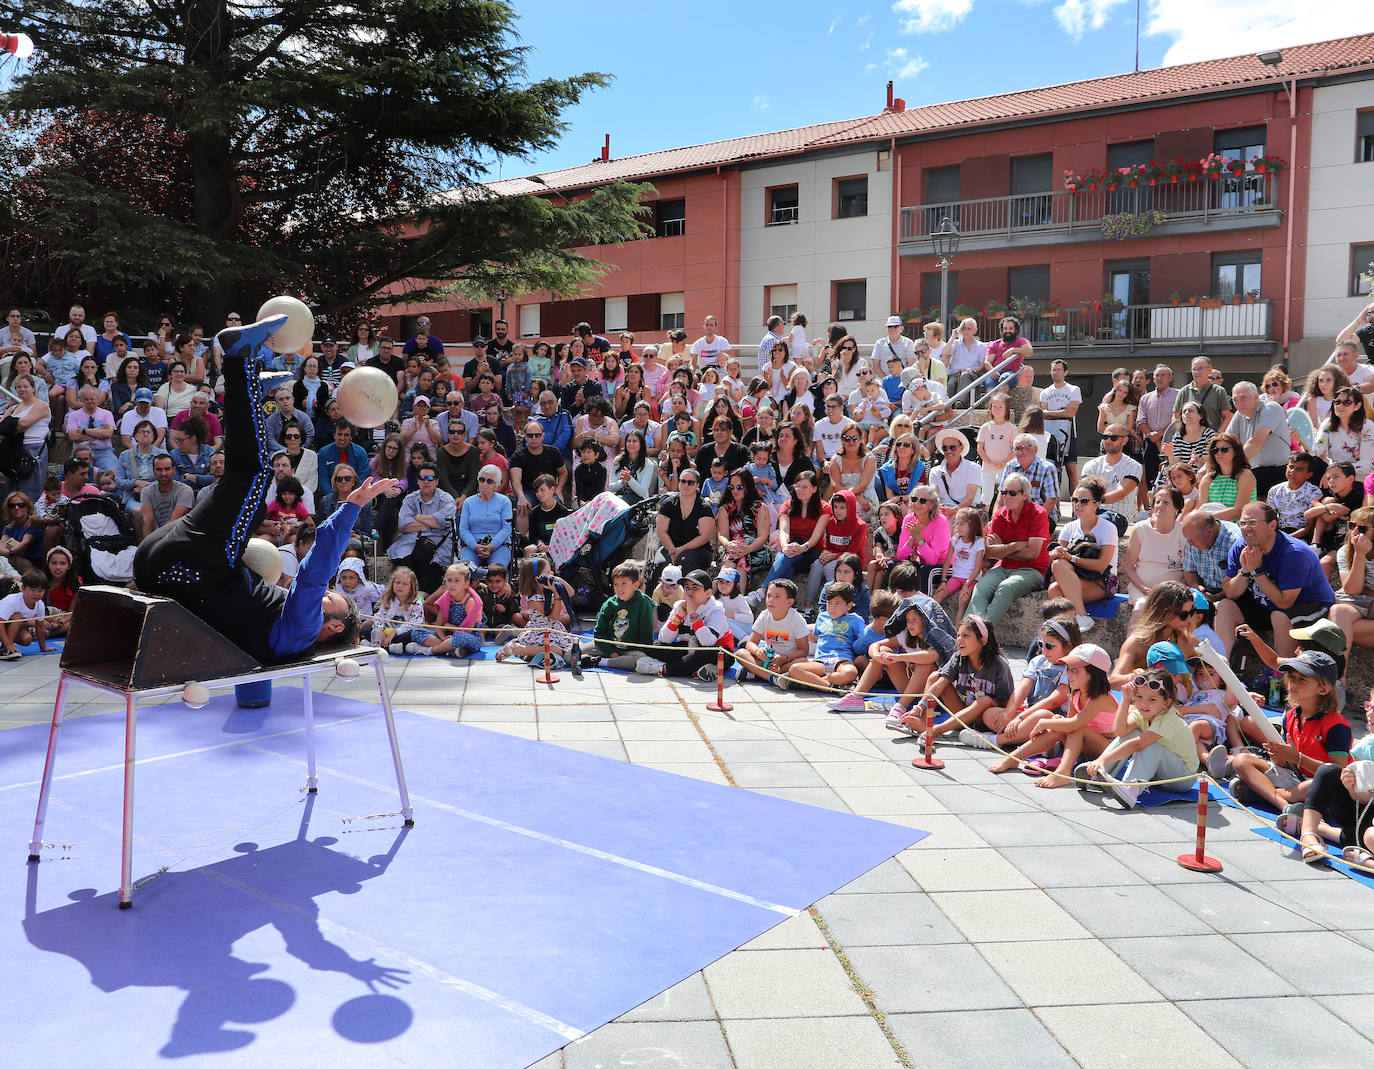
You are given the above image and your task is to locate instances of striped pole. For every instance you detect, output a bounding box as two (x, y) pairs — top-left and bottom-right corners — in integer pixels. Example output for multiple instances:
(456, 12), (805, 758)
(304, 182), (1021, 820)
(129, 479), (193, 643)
(706, 646), (733, 712)
(1177, 779), (1223, 872)
(539, 629), (560, 685)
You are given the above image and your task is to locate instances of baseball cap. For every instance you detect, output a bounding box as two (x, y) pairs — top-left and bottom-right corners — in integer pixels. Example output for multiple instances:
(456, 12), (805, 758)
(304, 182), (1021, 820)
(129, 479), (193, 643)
(321, 336), (337, 346)
(660, 565), (683, 585)
(682, 569), (712, 590)
(412, 395), (431, 407)
(1146, 641), (1189, 675)
(1191, 589), (1210, 611)
(569, 356), (588, 368)
(717, 566), (741, 585)
(133, 387), (154, 403)
(1062, 643), (1111, 673)
(885, 315), (904, 328)
(1288, 620), (1345, 658)
(1277, 650), (1340, 683)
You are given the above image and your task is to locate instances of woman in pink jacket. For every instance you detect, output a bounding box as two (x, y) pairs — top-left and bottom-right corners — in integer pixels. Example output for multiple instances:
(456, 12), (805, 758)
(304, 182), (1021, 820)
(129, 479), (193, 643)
(897, 487), (951, 596)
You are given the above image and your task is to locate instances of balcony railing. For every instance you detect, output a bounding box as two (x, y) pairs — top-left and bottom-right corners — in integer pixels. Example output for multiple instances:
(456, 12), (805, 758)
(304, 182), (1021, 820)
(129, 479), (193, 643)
(952, 300), (1273, 354)
(900, 172), (1276, 244)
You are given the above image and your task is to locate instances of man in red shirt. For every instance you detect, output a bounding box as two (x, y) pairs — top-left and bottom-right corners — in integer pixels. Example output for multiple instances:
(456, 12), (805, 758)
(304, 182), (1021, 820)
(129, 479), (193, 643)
(967, 472), (1049, 624)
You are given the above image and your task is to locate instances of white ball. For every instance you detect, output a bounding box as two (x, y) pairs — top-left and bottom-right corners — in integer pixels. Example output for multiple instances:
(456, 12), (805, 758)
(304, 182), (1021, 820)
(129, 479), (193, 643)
(242, 537), (283, 585)
(255, 295), (315, 354)
(182, 682), (210, 709)
(335, 658), (360, 680)
(336, 365), (398, 428)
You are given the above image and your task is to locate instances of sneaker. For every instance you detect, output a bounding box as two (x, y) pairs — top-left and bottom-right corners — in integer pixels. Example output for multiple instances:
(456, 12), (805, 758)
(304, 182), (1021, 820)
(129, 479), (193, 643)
(1206, 744), (1232, 782)
(958, 728), (994, 751)
(1075, 614), (1094, 632)
(775, 674), (791, 691)
(1228, 776), (1250, 806)
(828, 692), (868, 713)
(403, 642), (430, 656)
(885, 707), (919, 735)
(695, 663), (718, 683)
(1132, 509), (1150, 523)
(1096, 770), (1141, 809)
(387, 643), (405, 656)
(634, 655), (666, 675)
(0, 650), (21, 662)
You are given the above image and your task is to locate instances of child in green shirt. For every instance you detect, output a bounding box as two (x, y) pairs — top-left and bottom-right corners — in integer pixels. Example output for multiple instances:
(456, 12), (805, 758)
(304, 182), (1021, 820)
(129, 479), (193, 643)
(593, 560), (657, 670)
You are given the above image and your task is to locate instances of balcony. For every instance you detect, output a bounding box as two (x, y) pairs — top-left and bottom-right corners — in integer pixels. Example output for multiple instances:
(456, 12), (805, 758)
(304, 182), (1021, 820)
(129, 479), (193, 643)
(954, 300), (1275, 358)
(899, 173), (1281, 251)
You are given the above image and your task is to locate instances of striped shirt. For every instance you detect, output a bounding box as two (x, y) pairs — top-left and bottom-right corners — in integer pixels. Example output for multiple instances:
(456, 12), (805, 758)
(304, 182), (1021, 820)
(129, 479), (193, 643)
(1183, 519), (1241, 591)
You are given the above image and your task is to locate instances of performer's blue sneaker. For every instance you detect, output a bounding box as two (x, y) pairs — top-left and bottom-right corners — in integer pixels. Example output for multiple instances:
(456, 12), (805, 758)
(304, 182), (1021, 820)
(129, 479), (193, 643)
(215, 313), (289, 361)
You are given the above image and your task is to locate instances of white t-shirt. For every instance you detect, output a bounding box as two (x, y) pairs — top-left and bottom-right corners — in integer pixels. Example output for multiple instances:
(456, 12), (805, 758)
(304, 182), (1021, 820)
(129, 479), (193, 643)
(52, 322), (96, 348)
(750, 607), (811, 659)
(813, 415), (849, 459)
(1039, 382), (1082, 433)
(1080, 453), (1144, 519)
(279, 545), (302, 581)
(933, 457), (982, 508)
(119, 406), (169, 440)
(977, 420), (1016, 470)
(903, 380), (950, 420)
(790, 325), (808, 363)
(0, 592), (45, 621)
(949, 536), (985, 580)
(690, 335), (731, 367)
(1058, 515), (1119, 577)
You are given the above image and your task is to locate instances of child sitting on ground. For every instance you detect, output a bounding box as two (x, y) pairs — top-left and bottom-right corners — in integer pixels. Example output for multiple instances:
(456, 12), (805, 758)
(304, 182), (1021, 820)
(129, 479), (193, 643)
(479, 562), (523, 644)
(0, 572), (50, 660)
(592, 560), (657, 671)
(1177, 650), (1245, 766)
(42, 546), (79, 638)
(975, 616), (1080, 758)
(896, 614), (1013, 743)
(786, 581), (865, 692)
(829, 553), (869, 620)
(989, 642), (1117, 789)
(497, 556), (582, 670)
(851, 589), (898, 677)
(643, 568), (731, 681)
(713, 566), (754, 643)
(652, 564), (683, 624)
(827, 593), (955, 713)
(1083, 666), (1201, 809)
(366, 566), (426, 654)
(737, 578), (811, 686)
(417, 561), (484, 657)
(335, 557), (383, 616)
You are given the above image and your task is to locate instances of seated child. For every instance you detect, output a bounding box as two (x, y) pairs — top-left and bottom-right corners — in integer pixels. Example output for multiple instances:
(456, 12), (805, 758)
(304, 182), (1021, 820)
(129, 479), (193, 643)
(828, 592), (955, 712)
(497, 556), (582, 670)
(979, 616), (1080, 757)
(1265, 452), (1320, 538)
(479, 562), (523, 643)
(366, 566), (426, 654)
(931, 506), (985, 617)
(523, 474), (570, 557)
(335, 557), (382, 616)
(867, 502), (903, 593)
(417, 561), (484, 657)
(850, 376), (893, 447)
(828, 553), (869, 619)
(851, 589), (898, 675)
(714, 566), (754, 642)
(746, 442), (787, 511)
(0, 572), (50, 659)
(701, 456), (729, 513)
(898, 614), (1013, 743)
(592, 560), (657, 670)
(1178, 652), (1245, 766)
(880, 353), (905, 405)
(652, 564), (683, 624)
(1083, 666), (1201, 809)
(737, 578), (811, 686)
(573, 436), (608, 506)
(786, 581), (865, 692)
(42, 546), (79, 638)
(644, 568), (731, 681)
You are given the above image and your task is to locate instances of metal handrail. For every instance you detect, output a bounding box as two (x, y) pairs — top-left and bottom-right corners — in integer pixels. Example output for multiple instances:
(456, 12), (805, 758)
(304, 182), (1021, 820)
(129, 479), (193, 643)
(913, 351), (1021, 432)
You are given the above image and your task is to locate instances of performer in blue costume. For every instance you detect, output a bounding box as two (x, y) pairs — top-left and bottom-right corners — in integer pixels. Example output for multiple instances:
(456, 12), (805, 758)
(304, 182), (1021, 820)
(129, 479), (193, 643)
(134, 316), (398, 662)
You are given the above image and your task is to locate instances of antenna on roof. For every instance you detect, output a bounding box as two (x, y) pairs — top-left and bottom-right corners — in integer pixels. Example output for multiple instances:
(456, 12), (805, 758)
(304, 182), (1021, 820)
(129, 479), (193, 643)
(1134, 0), (1140, 72)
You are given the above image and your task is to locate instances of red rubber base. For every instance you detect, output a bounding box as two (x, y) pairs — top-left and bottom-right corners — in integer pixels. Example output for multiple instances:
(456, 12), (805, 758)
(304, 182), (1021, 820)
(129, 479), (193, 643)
(911, 755), (946, 770)
(706, 701), (733, 712)
(1176, 853), (1223, 873)
(539, 674), (560, 684)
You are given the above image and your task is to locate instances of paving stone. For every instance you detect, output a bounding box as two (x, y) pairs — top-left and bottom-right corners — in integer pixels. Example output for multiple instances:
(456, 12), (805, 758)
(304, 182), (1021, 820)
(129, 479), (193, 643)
(750, 785), (852, 812)
(563, 1021), (733, 1069)
(621, 739), (715, 763)
(816, 891), (963, 946)
(646, 763), (732, 785)
(545, 739), (628, 760)
(979, 939), (1159, 1006)
(812, 760), (930, 788)
(1105, 935), (1296, 1001)
(709, 739), (806, 763)
(842, 944), (1020, 1013)
(999, 844), (1144, 888)
(828, 780), (950, 815)
(896, 846), (1033, 892)
(1178, 997), (1374, 1067)
(930, 889), (1090, 943)
(890, 814), (988, 848)
(886, 1009), (1075, 1069)
(703, 949), (866, 1018)
(921, 782), (1042, 814)
(738, 911), (829, 951)
(526, 1052), (563, 1069)
(1161, 880), (1327, 934)
(727, 762), (828, 789)
(1230, 931), (1374, 995)
(1316, 995), (1374, 1041)
(961, 811), (1094, 848)
(1046, 885), (1213, 938)
(832, 857), (921, 895)
(724, 1015), (902, 1069)
(536, 722), (621, 742)
(612, 719), (700, 741)
(1036, 1002), (1241, 1068)
(617, 973), (718, 1022)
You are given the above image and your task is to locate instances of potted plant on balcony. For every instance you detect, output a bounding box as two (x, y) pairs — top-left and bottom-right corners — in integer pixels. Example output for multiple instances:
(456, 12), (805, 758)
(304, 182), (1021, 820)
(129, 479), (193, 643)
(1101, 292), (1124, 313)
(1253, 154), (1286, 174)
(1199, 294), (1224, 309)
(983, 299), (1008, 320)
(1199, 153), (1227, 179)
(1163, 158), (1187, 183)
(953, 303), (977, 322)
(1042, 298), (1063, 320)
(1141, 161), (1164, 186)
(1244, 290), (1259, 304)
(1169, 291), (1182, 307)
(1101, 208), (1167, 241)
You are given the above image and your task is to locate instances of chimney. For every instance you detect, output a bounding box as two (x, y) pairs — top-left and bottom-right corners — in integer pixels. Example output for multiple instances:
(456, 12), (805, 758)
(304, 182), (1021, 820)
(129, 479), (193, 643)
(884, 81), (906, 113)
(892, 98), (905, 112)
(600, 134), (610, 162)
(886, 81), (894, 109)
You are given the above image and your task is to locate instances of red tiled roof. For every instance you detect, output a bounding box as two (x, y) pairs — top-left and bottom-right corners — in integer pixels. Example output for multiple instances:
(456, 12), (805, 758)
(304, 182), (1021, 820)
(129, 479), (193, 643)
(488, 33), (1374, 195)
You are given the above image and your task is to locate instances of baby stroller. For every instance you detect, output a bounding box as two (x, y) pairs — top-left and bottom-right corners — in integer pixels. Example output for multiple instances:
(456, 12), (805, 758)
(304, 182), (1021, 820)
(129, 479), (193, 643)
(63, 493), (138, 585)
(554, 492), (663, 609)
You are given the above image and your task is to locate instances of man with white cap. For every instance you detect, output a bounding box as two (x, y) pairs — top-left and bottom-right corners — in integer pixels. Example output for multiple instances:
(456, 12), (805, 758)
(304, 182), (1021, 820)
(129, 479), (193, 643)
(119, 386), (169, 450)
(931, 428), (981, 518)
(871, 315), (916, 368)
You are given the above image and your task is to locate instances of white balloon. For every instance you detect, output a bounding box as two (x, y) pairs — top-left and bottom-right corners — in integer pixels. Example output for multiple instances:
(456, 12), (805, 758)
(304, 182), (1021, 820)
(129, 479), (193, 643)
(182, 682), (210, 709)
(255, 295), (315, 354)
(335, 365), (398, 428)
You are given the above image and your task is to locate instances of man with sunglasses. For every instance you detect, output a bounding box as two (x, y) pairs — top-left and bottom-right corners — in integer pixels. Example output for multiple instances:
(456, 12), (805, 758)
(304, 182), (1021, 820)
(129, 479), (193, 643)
(967, 472), (1050, 625)
(1080, 423), (1142, 526)
(387, 461), (457, 587)
(1216, 501), (1334, 658)
(1000, 434), (1060, 524)
(510, 421), (568, 514)
(931, 428), (981, 518)
(871, 315), (916, 368)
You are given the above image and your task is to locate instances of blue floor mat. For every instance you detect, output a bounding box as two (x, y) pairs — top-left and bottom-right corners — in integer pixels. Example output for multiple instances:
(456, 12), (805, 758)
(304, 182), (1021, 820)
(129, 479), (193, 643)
(4, 686), (924, 1067)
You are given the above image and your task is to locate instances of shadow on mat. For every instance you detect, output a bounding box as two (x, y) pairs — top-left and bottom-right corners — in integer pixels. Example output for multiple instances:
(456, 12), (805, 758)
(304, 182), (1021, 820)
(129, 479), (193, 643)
(23, 798), (412, 1058)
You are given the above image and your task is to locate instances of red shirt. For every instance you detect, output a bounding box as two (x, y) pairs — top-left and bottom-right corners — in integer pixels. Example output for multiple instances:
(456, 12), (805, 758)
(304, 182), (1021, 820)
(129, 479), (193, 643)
(988, 500), (1050, 575)
(1283, 707), (1353, 770)
(782, 500), (831, 548)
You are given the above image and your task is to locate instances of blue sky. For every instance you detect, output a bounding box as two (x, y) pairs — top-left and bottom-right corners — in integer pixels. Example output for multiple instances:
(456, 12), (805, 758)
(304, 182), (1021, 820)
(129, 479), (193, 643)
(500, 0), (1374, 179)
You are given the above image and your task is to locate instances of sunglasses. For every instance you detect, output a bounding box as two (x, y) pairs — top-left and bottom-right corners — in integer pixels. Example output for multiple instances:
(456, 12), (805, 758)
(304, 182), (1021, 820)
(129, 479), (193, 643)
(1001, 489), (1024, 497)
(478, 477), (497, 485)
(1213, 446), (1232, 454)
(1336, 397), (1360, 406)
(840, 346), (857, 353)
(524, 431), (543, 438)
(678, 478), (699, 486)
(1131, 675), (1169, 692)
(1071, 496), (1094, 504)
(841, 434), (861, 442)
(417, 474), (437, 481)
(1102, 434), (1125, 441)
(336, 475), (357, 483)
(225, 317), (241, 323)
(941, 444), (961, 452)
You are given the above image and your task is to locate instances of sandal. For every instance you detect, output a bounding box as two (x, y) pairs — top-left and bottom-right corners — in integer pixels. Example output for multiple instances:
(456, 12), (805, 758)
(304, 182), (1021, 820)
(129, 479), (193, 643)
(1341, 846), (1374, 869)
(1298, 833), (1328, 865)
(1275, 810), (1302, 839)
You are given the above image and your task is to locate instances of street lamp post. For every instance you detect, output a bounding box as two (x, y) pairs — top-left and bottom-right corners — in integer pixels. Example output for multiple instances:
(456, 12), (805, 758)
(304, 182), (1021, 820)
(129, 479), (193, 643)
(931, 216), (960, 336)
(494, 291), (511, 323)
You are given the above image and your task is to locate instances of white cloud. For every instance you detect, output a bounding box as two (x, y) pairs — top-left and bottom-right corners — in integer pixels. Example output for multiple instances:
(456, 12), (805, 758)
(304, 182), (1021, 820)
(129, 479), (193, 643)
(1053, 0), (1129, 39)
(893, 0), (973, 34)
(1145, 0), (1374, 65)
(860, 30), (875, 50)
(873, 46), (931, 81)
(827, 16), (841, 36)
(900, 55), (931, 78)
(752, 95), (770, 111)
(857, 13), (872, 26)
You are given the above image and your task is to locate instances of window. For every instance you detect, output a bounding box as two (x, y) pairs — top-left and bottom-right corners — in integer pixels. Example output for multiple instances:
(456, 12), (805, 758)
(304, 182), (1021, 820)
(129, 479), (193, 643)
(1358, 111), (1374, 163)
(654, 199), (685, 237)
(1108, 140), (1155, 213)
(603, 296), (628, 334)
(768, 185), (799, 226)
(921, 271), (958, 314)
(767, 284), (798, 322)
(518, 303), (540, 338)
(1008, 265), (1050, 304)
(1212, 252), (1261, 299)
(835, 176), (868, 219)
(1011, 155), (1053, 228)
(923, 165), (961, 233)
(659, 292), (685, 332)
(1353, 244), (1374, 297)
(1215, 127), (1266, 208)
(834, 280), (866, 323)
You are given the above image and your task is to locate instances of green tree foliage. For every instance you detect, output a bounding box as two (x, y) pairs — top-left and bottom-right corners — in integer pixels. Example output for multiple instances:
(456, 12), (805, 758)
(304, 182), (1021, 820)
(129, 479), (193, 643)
(0, 0), (649, 327)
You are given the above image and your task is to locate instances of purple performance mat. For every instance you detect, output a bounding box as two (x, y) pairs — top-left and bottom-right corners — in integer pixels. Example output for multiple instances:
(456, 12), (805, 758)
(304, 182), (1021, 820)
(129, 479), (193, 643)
(4, 687), (924, 1067)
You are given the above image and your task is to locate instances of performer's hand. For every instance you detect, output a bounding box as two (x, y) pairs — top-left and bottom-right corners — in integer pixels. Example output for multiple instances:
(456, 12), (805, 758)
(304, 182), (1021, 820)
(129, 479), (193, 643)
(347, 476), (401, 507)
